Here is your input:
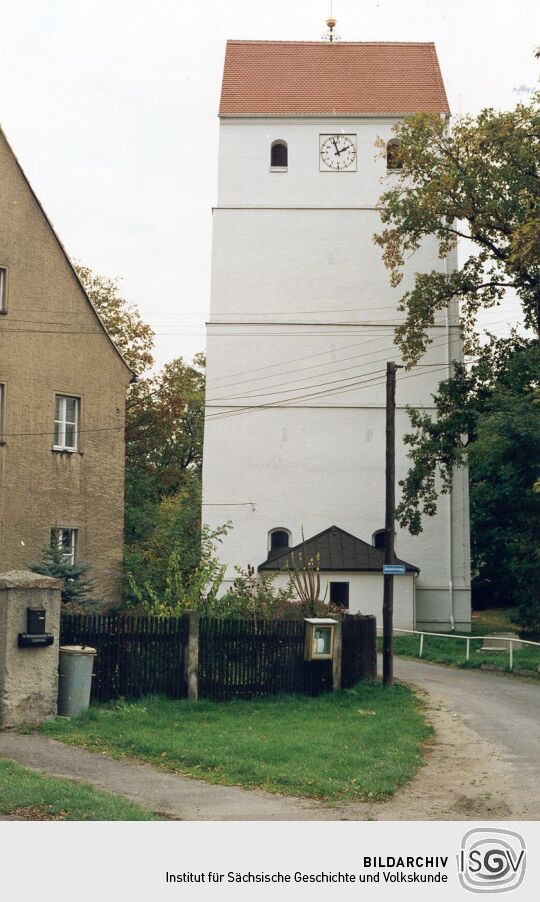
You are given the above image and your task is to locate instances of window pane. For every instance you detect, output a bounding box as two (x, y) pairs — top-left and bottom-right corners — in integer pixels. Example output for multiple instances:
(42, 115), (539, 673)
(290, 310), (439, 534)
(64, 423), (75, 448)
(271, 143), (288, 167)
(55, 395), (62, 420)
(67, 530), (76, 563)
(51, 528), (76, 563)
(65, 397), (77, 424)
(387, 141), (403, 170)
(330, 582), (349, 609)
(374, 531), (386, 550)
(314, 628), (331, 655)
(271, 530), (289, 549)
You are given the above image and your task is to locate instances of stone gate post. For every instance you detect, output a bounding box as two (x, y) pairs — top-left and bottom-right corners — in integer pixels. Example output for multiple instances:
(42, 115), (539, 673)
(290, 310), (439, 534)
(0, 571), (62, 728)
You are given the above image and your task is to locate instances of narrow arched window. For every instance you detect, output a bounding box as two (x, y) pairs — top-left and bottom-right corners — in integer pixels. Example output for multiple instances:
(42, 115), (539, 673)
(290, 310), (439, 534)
(386, 140), (403, 170)
(373, 529), (386, 551)
(268, 528), (291, 558)
(270, 140), (288, 169)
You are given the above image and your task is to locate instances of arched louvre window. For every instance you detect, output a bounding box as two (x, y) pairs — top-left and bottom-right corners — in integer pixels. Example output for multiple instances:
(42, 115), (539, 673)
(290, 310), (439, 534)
(373, 530), (386, 551)
(386, 139), (403, 170)
(270, 140), (288, 169)
(268, 528), (290, 558)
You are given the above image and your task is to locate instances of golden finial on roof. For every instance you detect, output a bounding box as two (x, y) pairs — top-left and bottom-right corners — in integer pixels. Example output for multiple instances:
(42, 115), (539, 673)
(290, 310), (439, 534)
(323, 2), (339, 42)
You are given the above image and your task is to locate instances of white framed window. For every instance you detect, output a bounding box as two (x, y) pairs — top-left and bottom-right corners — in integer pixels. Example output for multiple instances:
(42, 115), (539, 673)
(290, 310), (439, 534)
(0, 267), (7, 313)
(54, 395), (79, 450)
(51, 527), (77, 565)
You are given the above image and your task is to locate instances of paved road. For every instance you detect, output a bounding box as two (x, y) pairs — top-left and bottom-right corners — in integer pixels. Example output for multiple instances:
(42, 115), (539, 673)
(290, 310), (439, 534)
(393, 657), (540, 806)
(0, 731), (335, 821)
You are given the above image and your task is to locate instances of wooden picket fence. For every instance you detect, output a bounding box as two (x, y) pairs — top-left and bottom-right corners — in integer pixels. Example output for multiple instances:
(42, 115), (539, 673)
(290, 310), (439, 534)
(60, 612), (376, 703)
(199, 618), (332, 699)
(341, 615), (377, 687)
(60, 614), (189, 702)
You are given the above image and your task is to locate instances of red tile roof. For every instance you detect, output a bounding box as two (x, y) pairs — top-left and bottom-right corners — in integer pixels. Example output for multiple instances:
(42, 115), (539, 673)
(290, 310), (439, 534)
(220, 41), (449, 117)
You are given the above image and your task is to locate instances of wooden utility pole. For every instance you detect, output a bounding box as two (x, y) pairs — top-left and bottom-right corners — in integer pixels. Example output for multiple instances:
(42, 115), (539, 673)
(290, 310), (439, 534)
(382, 361), (397, 688)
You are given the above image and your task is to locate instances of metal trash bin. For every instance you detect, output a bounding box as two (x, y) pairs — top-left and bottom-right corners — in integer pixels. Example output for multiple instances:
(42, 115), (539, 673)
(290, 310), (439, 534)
(58, 645), (97, 717)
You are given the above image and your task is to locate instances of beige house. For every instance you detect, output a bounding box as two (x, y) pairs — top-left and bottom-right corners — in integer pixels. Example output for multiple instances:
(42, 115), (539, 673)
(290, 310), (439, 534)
(0, 127), (133, 603)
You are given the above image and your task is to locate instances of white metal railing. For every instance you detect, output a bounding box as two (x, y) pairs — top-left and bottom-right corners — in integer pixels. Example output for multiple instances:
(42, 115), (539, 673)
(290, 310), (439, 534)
(377, 627), (540, 672)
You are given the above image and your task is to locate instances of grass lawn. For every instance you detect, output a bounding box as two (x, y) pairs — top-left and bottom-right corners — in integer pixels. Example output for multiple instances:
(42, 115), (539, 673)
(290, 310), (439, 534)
(0, 758), (156, 820)
(41, 682), (432, 802)
(471, 608), (517, 635)
(385, 610), (540, 673)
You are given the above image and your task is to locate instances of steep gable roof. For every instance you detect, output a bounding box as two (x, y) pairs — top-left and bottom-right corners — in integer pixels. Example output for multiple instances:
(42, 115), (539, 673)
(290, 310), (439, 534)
(0, 126), (135, 379)
(220, 41), (449, 117)
(259, 525), (419, 573)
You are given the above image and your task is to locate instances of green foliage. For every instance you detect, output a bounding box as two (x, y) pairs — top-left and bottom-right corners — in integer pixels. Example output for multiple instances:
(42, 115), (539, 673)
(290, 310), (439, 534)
(397, 337), (537, 530)
(124, 354), (206, 545)
(76, 264), (155, 375)
(218, 565), (296, 620)
(374, 98), (540, 365)
(396, 339), (540, 629)
(468, 368), (540, 630)
(374, 91), (540, 630)
(42, 684), (432, 802)
(76, 263), (208, 608)
(123, 481), (229, 614)
(27, 543), (94, 605)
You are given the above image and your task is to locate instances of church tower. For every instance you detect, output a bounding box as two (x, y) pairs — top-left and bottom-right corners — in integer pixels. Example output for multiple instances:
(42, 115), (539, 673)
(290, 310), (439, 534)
(202, 36), (471, 631)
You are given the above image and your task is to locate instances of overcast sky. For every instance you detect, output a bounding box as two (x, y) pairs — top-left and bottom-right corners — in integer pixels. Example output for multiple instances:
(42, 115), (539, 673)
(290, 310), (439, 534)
(1, 0), (537, 369)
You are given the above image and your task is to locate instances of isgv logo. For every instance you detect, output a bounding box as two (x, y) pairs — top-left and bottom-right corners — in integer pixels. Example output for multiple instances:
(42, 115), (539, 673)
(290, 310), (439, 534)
(458, 829), (526, 893)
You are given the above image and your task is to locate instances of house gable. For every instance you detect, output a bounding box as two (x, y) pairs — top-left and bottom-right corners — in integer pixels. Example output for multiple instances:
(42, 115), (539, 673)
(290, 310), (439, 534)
(0, 126), (133, 381)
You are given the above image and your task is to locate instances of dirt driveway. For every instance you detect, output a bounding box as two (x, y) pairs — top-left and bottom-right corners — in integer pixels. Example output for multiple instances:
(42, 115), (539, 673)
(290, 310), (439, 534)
(368, 657), (540, 821)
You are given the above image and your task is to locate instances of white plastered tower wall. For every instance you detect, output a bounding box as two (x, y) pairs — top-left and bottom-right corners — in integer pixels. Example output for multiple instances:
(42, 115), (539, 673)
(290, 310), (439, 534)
(202, 68), (471, 632)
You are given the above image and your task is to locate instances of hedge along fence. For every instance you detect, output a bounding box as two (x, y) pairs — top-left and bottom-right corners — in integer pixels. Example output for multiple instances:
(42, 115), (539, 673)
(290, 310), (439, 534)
(60, 613), (377, 703)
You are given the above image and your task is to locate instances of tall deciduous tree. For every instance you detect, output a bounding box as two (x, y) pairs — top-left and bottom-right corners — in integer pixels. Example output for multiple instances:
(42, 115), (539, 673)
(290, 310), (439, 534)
(374, 99), (540, 366)
(75, 265), (208, 605)
(374, 95), (540, 625)
(125, 354), (206, 542)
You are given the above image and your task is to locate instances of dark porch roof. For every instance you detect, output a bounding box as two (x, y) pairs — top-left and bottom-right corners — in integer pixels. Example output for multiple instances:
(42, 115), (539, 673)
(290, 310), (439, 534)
(258, 525), (419, 573)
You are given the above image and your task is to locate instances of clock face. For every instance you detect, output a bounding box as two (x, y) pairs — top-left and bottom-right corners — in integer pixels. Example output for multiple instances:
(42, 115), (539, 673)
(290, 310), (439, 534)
(319, 134), (357, 171)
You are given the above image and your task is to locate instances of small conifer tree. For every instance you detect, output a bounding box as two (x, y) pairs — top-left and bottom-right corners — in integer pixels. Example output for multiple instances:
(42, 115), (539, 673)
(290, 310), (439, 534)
(28, 542), (93, 604)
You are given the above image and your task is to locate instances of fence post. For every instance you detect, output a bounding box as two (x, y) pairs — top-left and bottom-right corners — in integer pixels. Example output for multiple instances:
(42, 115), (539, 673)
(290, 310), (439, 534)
(509, 639), (513, 671)
(332, 620), (343, 691)
(185, 612), (200, 702)
(466, 638), (470, 661)
(419, 633), (424, 658)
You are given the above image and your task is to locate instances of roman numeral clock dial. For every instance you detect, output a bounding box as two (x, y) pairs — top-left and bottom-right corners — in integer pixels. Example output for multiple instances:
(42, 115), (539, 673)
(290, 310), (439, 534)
(319, 134), (357, 171)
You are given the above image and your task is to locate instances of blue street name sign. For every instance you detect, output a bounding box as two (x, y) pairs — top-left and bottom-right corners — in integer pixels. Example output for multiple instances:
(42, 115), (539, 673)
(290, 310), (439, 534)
(383, 564), (406, 575)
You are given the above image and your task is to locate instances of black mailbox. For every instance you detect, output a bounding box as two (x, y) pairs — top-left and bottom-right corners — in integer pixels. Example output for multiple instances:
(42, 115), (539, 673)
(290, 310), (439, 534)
(27, 608), (46, 635)
(18, 633), (54, 648)
(17, 607), (54, 648)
